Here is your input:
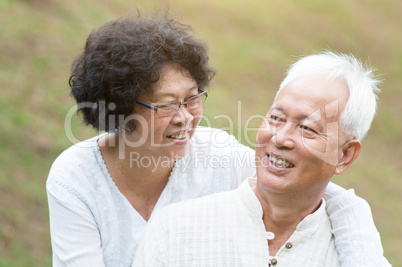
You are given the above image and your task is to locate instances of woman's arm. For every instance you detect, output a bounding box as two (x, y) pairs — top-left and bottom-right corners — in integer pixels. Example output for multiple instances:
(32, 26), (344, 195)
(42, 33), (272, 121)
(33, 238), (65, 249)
(324, 182), (391, 267)
(47, 178), (105, 267)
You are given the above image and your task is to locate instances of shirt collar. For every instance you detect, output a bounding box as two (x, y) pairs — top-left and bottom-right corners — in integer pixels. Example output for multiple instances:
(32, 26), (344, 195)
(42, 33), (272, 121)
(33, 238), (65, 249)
(236, 177), (328, 237)
(236, 177), (264, 219)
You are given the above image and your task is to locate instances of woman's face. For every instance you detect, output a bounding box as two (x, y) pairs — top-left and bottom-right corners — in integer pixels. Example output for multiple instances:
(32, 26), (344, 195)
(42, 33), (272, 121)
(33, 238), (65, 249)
(129, 62), (202, 161)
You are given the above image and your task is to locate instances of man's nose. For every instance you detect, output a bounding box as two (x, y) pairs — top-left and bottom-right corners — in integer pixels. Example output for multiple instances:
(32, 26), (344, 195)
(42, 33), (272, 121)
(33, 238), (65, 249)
(272, 123), (296, 150)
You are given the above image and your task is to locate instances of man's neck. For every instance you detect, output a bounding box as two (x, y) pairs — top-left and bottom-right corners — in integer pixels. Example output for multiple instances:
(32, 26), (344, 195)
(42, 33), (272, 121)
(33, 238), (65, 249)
(250, 180), (323, 255)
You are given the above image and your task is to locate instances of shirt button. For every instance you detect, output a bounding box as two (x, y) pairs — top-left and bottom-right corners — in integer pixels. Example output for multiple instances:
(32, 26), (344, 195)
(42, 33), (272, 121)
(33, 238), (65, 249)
(271, 258), (278, 265)
(265, 231), (275, 240)
(285, 242), (293, 249)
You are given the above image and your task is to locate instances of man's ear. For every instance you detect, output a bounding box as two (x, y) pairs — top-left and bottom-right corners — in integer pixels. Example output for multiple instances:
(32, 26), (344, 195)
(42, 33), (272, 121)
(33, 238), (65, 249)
(335, 139), (361, 175)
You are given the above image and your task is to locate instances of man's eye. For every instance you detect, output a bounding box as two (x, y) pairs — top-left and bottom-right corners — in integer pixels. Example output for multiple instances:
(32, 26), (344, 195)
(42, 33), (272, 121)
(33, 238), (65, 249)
(265, 115), (282, 125)
(300, 125), (315, 133)
(271, 115), (281, 121)
(268, 115), (281, 122)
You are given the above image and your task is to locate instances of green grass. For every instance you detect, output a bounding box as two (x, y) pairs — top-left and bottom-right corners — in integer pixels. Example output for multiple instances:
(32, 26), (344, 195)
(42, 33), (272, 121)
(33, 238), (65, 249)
(1, 0), (401, 265)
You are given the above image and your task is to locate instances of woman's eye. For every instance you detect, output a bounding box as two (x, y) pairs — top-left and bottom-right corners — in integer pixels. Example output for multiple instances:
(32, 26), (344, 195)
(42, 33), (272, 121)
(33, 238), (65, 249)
(186, 95), (197, 102)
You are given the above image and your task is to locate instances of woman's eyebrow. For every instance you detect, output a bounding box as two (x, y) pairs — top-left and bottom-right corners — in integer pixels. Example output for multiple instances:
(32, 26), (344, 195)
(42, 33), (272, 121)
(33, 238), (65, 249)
(154, 86), (198, 99)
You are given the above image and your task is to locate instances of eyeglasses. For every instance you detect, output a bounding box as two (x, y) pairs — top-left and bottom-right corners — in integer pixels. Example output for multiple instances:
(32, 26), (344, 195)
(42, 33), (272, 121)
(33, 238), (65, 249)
(136, 89), (208, 117)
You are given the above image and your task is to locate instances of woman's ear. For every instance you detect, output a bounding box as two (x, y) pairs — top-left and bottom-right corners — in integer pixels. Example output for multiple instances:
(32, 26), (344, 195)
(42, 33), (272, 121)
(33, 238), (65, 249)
(335, 139), (361, 175)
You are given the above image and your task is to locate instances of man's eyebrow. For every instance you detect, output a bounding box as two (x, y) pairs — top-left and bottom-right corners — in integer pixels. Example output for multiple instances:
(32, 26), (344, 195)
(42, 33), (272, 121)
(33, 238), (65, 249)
(270, 106), (284, 113)
(303, 109), (323, 122)
(271, 106), (321, 122)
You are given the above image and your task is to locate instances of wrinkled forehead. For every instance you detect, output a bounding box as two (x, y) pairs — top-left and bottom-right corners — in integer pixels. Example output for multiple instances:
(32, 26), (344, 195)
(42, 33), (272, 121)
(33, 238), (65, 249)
(278, 74), (348, 102)
(277, 71), (349, 96)
(273, 74), (349, 119)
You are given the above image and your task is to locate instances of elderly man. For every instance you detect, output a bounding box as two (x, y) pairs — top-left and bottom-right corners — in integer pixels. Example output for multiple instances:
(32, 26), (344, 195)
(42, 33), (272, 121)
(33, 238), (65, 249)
(132, 52), (390, 266)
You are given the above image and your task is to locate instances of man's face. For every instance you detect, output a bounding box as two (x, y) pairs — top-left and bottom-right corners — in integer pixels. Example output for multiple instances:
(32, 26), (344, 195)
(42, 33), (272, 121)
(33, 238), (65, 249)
(255, 74), (350, 196)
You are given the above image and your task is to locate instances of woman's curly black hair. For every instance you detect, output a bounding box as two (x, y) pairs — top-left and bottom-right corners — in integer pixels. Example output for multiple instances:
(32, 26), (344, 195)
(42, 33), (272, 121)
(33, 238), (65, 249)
(69, 11), (215, 132)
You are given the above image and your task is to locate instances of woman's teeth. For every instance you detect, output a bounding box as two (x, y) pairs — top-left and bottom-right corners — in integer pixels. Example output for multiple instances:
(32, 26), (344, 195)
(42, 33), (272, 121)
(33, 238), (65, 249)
(269, 154), (294, 168)
(168, 133), (187, 139)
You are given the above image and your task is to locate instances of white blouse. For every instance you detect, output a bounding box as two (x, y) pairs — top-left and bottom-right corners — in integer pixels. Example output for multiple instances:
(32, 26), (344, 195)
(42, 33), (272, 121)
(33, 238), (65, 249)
(47, 126), (389, 267)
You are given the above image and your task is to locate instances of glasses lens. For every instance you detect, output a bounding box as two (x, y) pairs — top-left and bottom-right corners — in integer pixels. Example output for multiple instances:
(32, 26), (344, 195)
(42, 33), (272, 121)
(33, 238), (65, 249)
(156, 102), (180, 117)
(187, 92), (207, 110)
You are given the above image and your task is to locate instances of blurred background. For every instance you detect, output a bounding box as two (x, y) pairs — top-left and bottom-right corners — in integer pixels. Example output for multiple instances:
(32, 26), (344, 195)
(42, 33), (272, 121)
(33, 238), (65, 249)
(0, 0), (401, 265)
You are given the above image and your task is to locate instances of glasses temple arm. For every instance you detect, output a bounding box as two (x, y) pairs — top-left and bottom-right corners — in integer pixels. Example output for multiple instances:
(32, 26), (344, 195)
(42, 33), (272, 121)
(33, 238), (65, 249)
(135, 101), (156, 111)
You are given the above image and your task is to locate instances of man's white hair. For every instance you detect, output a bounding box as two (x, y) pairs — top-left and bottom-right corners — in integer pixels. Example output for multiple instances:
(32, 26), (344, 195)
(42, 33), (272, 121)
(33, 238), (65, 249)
(276, 51), (381, 141)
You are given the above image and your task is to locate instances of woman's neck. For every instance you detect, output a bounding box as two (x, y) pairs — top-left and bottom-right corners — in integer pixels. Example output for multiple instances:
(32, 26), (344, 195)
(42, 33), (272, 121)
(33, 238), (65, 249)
(98, 132), (175, 221)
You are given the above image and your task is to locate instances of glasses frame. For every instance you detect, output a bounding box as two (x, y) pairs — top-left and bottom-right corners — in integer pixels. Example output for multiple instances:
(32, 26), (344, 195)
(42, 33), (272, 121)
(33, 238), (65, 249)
(135, 89), (208, 116)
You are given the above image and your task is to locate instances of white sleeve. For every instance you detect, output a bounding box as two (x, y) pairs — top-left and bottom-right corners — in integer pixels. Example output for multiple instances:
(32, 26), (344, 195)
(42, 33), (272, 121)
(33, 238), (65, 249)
(132, 212), (168, 267)
(47, 178), (105, 267)
(324, 182), (391, 267)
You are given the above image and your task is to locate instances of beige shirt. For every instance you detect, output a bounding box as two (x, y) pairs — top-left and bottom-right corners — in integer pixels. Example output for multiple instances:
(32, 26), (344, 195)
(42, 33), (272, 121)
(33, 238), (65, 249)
(133, 178), (340, 267)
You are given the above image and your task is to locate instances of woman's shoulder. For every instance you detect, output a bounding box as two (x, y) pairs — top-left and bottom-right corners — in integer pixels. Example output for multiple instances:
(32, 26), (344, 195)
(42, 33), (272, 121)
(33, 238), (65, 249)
(47, 134), (106, 185)
(193, 126), (231, 138)
(192, 126), (238, 146)
(191, 126), (253, 153)
(52, 135), (101, 166)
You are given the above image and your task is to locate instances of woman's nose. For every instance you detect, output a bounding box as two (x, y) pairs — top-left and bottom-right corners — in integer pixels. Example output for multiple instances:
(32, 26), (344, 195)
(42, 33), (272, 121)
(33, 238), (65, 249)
(171, 105), (194, 124)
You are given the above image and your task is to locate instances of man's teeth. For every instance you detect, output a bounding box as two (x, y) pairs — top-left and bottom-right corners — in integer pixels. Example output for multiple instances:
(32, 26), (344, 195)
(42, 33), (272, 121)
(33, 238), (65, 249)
(168, 133), (187, 139)
(269, 154), (294, 168)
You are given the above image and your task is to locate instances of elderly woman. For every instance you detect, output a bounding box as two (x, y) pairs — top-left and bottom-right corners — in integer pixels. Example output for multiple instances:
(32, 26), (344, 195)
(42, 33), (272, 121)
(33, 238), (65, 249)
(47, 11), (385, 267)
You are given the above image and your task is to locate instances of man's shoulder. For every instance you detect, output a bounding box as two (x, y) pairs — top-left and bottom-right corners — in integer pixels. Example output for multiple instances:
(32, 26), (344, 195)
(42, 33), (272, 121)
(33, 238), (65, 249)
(164, 189), (237, 211)
(151, 189), (238, 224)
